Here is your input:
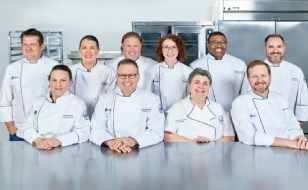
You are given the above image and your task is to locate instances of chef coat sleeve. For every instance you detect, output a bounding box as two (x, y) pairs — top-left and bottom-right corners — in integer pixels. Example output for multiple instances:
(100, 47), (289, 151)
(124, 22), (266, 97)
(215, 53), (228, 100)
(56, 101), (91, 147)
(90, 95), (115, 146)
(221, 107), (235, 137)
(129, 96), (164, 148)
(0, 66), (14, 122)
(21, 100), (43, 144)
(294, 70), (308, 121)
(282, 101), (305, 140)
(231, 98), (275, 146)
(106, 70), (116, 92)
(164, 105), (178, 134)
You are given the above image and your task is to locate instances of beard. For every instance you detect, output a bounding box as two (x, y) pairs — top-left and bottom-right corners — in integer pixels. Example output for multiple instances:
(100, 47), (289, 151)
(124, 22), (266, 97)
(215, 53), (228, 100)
(253, 80), (269, 94)
(267, 52), (284, 64)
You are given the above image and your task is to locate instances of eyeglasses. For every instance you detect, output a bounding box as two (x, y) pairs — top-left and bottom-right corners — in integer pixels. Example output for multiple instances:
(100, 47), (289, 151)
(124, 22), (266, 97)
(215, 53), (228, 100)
(208, 41), (227, 46)
(162, 46), (178, 51)
(117, 73), (138, 79)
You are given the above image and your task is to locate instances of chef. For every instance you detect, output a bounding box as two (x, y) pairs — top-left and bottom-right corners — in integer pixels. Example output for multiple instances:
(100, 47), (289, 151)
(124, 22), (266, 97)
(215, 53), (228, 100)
(164, 68), (235, 142)
(190, 31), (246, 112)
(105, 32), (157, 89)
(90, 59), (164, 153)
(69, 35), (116, 119)
(0, 28), (58, 141)
(146, 34), (192, 112)
(231, 60), (308, 149)
(21, 65), (90, 150)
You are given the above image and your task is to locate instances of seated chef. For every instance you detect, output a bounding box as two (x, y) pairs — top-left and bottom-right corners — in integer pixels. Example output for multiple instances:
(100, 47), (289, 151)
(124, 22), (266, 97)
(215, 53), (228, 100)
(90, 59), (164, 153)
(164, 68), (235, 143)
(21, 65), (91, 150)
(231, 60), (308, 149)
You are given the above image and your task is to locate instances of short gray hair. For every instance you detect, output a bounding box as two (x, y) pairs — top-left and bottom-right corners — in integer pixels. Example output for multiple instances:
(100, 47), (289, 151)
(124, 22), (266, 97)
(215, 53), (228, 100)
(188, 68), (212, 85)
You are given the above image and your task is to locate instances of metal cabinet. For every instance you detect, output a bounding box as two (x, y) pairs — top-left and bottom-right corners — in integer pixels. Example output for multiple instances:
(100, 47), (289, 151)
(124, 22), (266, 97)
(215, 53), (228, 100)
(8, 30), (63, 64)
(132, 22), (215, 65)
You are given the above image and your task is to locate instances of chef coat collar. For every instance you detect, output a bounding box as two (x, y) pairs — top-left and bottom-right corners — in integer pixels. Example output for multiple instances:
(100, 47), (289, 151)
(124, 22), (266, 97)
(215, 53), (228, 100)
(250, 90), (272, 100)
(23, 54), (45, 64)
(186, 95), (210, 107)
(115, 86), (139, 97)
(79, 60), (99, 72)
(46, 91), (70, 104)
(123, 55), (142, 62)
(160, 61), (180, 68)
(208, 52), (225, 60)
(264, 58), (284, 67)
(186, 95), (216, 121)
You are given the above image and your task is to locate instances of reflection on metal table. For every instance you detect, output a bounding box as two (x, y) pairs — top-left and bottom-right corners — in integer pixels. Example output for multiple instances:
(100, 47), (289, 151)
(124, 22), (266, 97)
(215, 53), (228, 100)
(0, 142), (307, 190)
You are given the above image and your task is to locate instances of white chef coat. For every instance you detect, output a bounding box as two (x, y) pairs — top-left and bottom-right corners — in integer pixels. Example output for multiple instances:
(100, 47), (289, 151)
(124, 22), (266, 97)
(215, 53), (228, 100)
(105, 55), (157, 89)
(165, 96), (234, 141)
(90, 87), (164, 148)
(146, 62), (193, 112)
(0, 56), (58, 130)
(190, 53), (246, 112)
(69, 62), (116, 119)
(21, 91), (90, 147)
(231, 90), (304, 146)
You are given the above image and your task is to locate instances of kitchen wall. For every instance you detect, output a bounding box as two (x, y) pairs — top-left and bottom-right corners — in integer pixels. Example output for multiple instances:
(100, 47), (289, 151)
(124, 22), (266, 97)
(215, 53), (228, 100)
(0, 0), (219, 140)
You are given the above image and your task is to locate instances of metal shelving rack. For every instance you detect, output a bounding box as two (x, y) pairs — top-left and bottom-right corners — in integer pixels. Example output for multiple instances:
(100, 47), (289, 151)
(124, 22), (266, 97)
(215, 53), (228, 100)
(8, 30), (63, 64)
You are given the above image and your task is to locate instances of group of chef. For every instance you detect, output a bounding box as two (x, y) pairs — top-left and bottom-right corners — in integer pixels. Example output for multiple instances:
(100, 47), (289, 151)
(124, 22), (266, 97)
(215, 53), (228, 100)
(0, 28), (307, 153)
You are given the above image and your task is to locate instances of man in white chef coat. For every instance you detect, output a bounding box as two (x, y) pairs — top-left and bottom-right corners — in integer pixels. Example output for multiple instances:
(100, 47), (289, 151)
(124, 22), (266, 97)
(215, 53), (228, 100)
(263, 34), (308, 127)
(0, 28), (58, 141)
(105, 32), (157, 89)
(190, 31), (246, 112)
(231, 60), (308, 149)
(90, 59), (164, 153)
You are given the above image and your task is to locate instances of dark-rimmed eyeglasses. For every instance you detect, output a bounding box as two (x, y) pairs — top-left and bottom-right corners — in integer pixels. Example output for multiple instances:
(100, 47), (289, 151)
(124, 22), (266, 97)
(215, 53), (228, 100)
(117, 73), (138, 79)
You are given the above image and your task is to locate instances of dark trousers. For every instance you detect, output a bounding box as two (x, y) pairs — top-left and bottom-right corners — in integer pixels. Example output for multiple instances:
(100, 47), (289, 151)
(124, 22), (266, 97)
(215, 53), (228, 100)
(9, 134), (25, 141)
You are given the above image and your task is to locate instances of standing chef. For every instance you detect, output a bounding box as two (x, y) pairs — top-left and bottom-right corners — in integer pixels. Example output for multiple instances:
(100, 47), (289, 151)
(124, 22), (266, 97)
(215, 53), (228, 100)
(90, 59), (164, 153)
(231, 60), (308, 149)
(69, 35), (116, 119)
(105, 32), (157, 89)
(190, 31), (246, 112)
(0, 28), (58, 141)
(146, 34), (192, 112)
(242, 34), (308, 127)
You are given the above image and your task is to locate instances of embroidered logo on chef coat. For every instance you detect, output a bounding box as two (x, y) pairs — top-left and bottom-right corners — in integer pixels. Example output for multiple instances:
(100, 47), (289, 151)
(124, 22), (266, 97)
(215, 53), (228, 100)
(250, 114), (257, 118)
(158, 104), (163, 113)
(153, 80), (159, 83)
(105, 108), (111, 112)
(141, 109), (151, 112)
(11, 76), (19, 80)
(218, 115), (224, 125)
(101, 82), (108, 85)
(63, 115), (74, 118)
(234, 70), (244, 74)
(283, 107), (289, 111)
(83, 110), (89, 120)
(291, 78), (298, 81)
(175, 119), (187, 123)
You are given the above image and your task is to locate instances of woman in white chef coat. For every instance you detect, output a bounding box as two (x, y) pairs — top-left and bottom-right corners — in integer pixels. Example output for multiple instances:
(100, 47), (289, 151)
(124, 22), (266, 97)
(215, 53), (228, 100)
(21, 65), (90, 150)
(69, 35), (116, 119)
(164, 68), (235, 143)
(146, 34), (192, 112)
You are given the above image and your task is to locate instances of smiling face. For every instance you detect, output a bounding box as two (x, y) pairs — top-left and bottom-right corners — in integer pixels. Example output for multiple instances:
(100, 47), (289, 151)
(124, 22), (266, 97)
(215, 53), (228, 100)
(21, 36), (44, 63)
(162, 39), (178, 64)
(79, 39), (100, 65)
(122, 36), (142, 61)
(247, 65), (272, 97)
(116, 64), (140, 97)
(188, 75), (211, 102)
(49, 70), (72, 101)
(264, 37), (286, 65)
(207, 35), (227, 60)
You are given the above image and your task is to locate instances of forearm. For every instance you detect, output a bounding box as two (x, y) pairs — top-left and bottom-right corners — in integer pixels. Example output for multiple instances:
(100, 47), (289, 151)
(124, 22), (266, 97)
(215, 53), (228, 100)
(271, 137), (297, 149)
(217, 136), (235, 142)
(163, 132), (192, 142)
(5, 121), (17, 134)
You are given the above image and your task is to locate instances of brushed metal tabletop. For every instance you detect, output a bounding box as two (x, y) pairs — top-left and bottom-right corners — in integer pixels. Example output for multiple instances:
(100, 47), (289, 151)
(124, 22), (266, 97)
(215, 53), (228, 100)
(0, 142), (307, 190)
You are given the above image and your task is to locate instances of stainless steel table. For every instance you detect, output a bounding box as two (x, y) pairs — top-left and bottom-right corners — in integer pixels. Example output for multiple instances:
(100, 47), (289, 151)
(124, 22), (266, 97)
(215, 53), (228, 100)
(0, 142), (307, 190)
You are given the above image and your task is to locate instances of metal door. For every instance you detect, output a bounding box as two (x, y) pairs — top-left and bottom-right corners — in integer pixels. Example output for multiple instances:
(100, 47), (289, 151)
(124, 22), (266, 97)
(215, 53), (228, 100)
(133, 26), (167, 61)
(276, 21), (308, 132)
(219, 21), (275, 64)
